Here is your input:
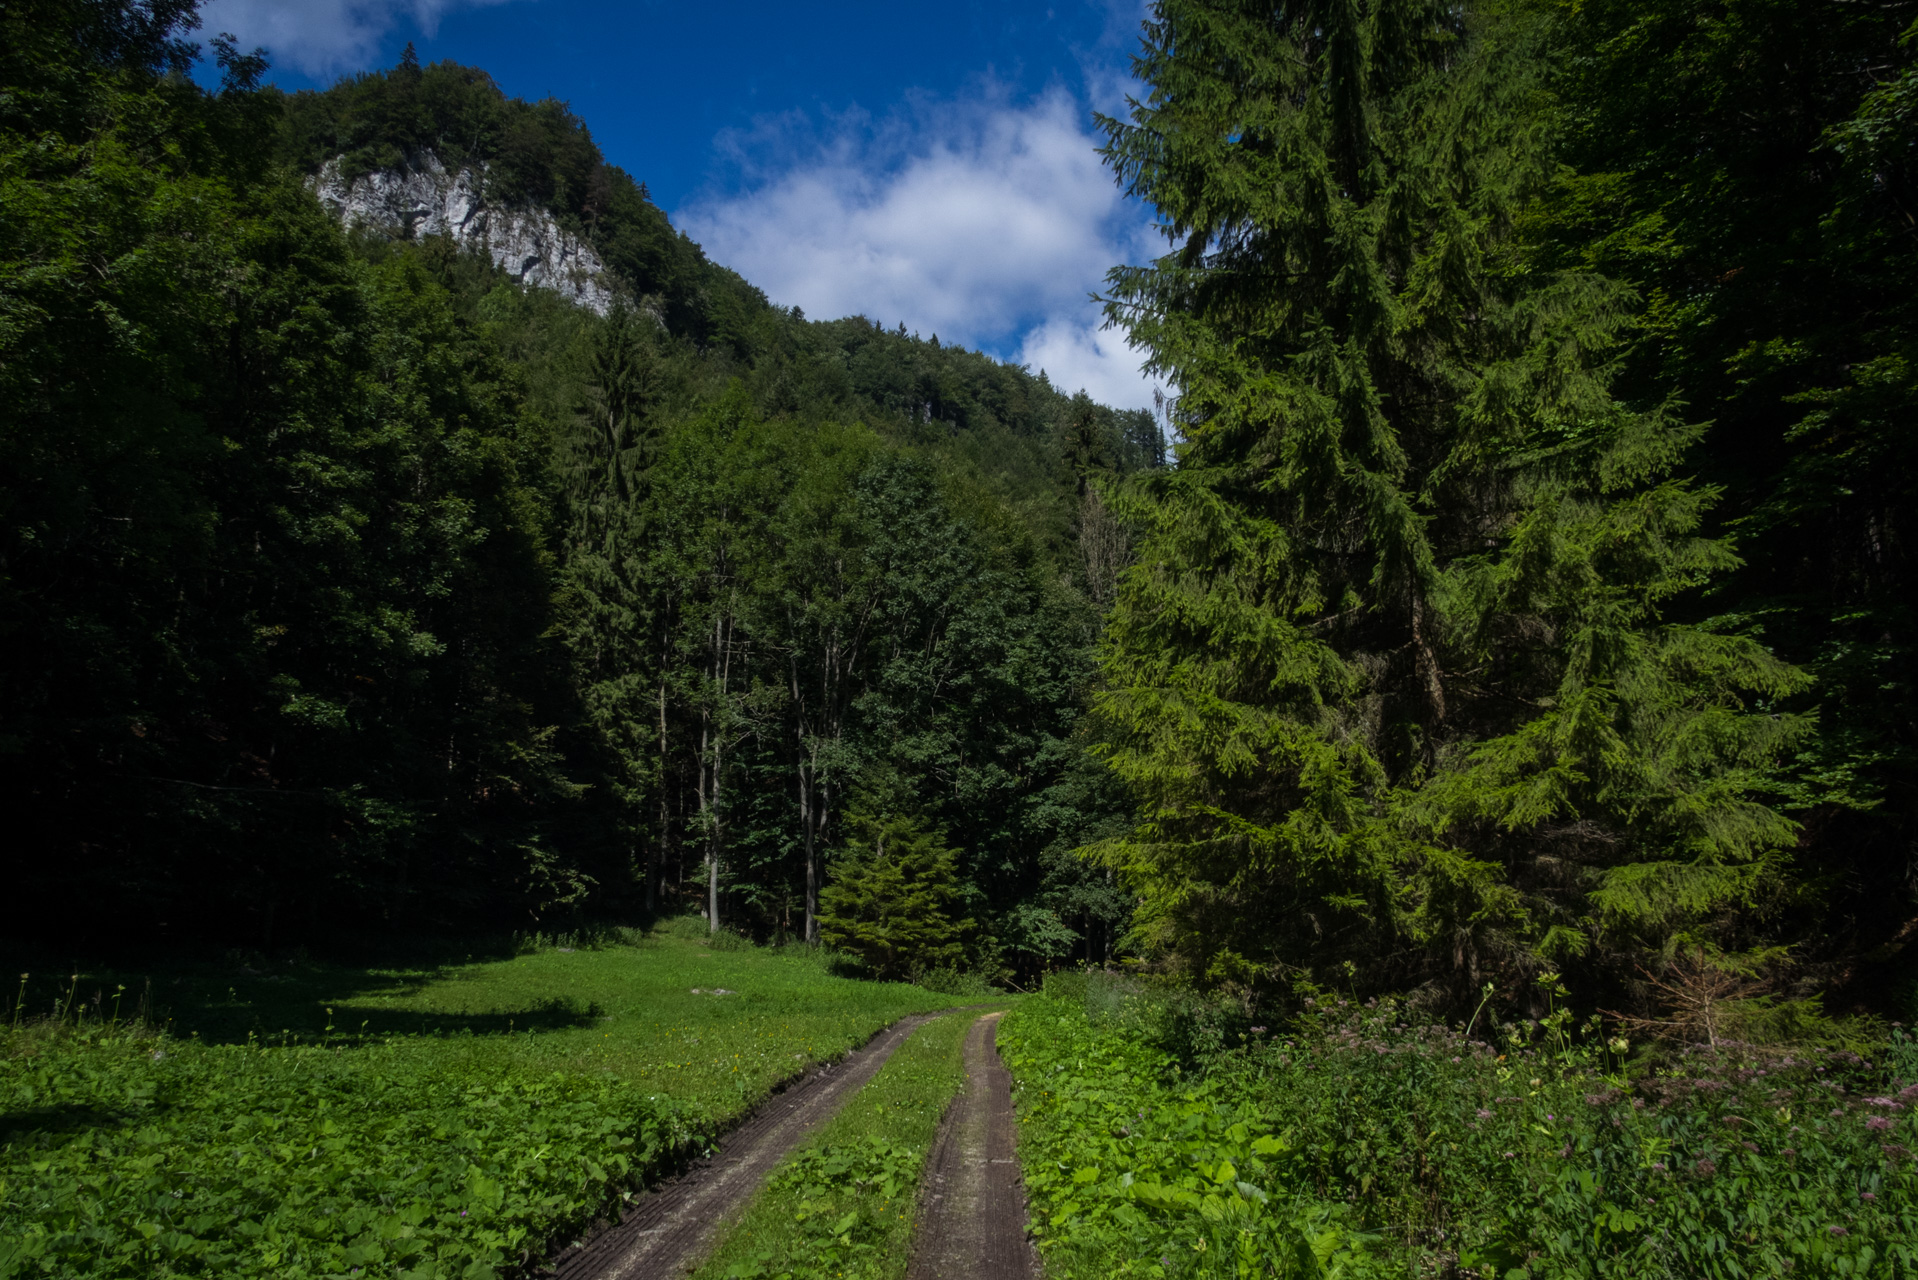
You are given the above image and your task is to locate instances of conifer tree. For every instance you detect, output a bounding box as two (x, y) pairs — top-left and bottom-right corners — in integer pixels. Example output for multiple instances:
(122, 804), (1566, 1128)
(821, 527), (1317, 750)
(562, 302), (662, 901)
(1089, 0), (1809, 1000)
(818, 815), (971, 980)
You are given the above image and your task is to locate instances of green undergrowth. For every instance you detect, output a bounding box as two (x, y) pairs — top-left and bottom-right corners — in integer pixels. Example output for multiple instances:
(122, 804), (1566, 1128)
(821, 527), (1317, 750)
(1000, 976), (1918, 1280)
(696, 1007), (1001, 1280)
(0, 934), (968, 1279)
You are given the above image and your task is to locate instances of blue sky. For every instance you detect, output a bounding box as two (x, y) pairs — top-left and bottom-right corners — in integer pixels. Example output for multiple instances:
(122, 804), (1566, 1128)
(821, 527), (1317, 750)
(198, 0), (1164, 410)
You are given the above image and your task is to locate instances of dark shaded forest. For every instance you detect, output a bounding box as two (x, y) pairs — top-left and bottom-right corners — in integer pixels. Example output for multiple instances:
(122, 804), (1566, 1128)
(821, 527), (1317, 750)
(4, 0), (1916, 1022)
(1, 0), (1151, 981)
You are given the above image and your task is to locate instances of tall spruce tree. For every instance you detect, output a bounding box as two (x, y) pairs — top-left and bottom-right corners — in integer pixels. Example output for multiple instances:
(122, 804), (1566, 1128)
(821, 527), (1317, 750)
(1529, 0), (1918, 993)
(1090, 0), (1809, 1002)
(562, 302), (662, 903)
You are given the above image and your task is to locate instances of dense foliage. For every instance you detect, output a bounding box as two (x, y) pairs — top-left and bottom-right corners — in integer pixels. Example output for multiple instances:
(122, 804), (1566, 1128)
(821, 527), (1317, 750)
(1, 0), (1154, 970)
(1002, 975), (1918, 1278)
(1529, 0), (1918, 1002)
(9, 0), (1916, 1023)
(1088, 0), (1918, 1016)
(12, 2), (1918, 1273)
(2, 0), (579, 943)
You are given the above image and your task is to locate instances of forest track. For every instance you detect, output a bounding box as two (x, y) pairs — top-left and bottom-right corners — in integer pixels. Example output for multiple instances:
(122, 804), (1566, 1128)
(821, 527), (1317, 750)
(541, 1009), (964, 1280)
(906, 1012), (1039, 1280)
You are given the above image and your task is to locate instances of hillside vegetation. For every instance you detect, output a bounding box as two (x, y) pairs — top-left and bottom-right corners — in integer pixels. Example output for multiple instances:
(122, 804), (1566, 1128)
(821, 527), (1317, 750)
(1, 0), (1151, 979)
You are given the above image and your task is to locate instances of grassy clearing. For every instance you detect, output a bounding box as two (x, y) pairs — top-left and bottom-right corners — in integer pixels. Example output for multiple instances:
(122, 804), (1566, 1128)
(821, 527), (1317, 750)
(1001, 976), (1918, 1280)
(0, 928), (968, 1280)
(695, 1008), (999, 1280)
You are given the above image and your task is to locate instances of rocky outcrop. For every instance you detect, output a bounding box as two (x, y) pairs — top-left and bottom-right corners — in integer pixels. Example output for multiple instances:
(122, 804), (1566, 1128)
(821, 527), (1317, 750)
(312, 151), (613, 314)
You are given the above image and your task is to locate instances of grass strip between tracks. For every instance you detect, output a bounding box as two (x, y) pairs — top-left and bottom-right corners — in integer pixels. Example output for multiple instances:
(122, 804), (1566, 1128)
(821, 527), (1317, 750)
(696, 1006), (1006, 1280)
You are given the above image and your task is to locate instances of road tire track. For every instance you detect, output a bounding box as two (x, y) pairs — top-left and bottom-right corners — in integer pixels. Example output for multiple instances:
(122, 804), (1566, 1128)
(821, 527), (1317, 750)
(542, 1011), (949, 1280)
(906, 1012), (1039, 1280)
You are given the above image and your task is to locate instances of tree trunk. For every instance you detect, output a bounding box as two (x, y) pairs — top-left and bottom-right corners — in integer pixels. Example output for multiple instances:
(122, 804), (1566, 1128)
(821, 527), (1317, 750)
(799, 756), (817, 943)
(705, 607), (732, 935)
(649, 673), (665, 914)
(699, 635), (715, 933)
(791, 645), (819, 944)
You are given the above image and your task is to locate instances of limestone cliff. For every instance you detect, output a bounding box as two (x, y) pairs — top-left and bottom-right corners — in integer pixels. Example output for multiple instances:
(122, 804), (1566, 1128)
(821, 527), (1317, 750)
(311, 151), (613, 314)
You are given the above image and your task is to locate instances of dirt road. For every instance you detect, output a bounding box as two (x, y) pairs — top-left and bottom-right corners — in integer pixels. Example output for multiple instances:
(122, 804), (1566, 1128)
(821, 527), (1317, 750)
(542, 1011), (945, 1280)
(906, 1012), (1039, 1280)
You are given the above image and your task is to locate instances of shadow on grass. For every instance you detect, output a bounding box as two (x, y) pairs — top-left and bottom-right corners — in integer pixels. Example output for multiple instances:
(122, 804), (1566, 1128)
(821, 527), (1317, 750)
(0, 940), (614, 1046)
(0, 1102), (137, 1145)
(318, 995), (604, 1042)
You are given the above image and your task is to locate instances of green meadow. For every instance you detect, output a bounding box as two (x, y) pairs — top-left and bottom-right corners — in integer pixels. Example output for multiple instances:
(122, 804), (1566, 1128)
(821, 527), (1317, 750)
(0, 927), (968, 1280)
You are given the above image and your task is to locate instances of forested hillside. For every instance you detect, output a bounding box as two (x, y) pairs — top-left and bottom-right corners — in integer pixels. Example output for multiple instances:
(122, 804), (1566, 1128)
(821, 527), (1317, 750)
(0, 0), (1150, 978)
(4, 0), (1915, 1025)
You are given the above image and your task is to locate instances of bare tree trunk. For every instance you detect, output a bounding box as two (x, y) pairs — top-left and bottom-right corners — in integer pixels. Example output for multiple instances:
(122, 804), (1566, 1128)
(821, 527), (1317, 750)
(699, 622), (716, 933)
(649, 673), (665, 914)
(808, 639), (844, 943)
(706, 608), (733, 935)
(799, 755), (817, 942)
(706, 829), (719, 930)
(791, 644), (819, 944)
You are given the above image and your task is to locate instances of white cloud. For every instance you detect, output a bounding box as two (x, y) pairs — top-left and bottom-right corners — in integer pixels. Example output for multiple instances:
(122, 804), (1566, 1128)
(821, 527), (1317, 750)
(677, 83), (1164, 411)
(198, 0), (513, 76)
(1076, 0), (1156, 117)
(1017, 314), (1156, 414)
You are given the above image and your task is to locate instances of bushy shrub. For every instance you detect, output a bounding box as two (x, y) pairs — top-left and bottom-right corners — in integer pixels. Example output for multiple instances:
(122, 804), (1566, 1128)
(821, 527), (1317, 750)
(655, 914), (719, 941)
(511, 924), (649, 953)
(1002, 981), (1918, 1278)
(648, 915), (754, 951)
(1042, 969), (1249, 1066)
(708, 927), (755, 953)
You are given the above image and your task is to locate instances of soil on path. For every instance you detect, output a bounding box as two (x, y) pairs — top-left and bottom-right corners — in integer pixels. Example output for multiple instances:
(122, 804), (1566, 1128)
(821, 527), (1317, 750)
(906, 1012), (1039, 1280)
(542, 1011), (946, 1280)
